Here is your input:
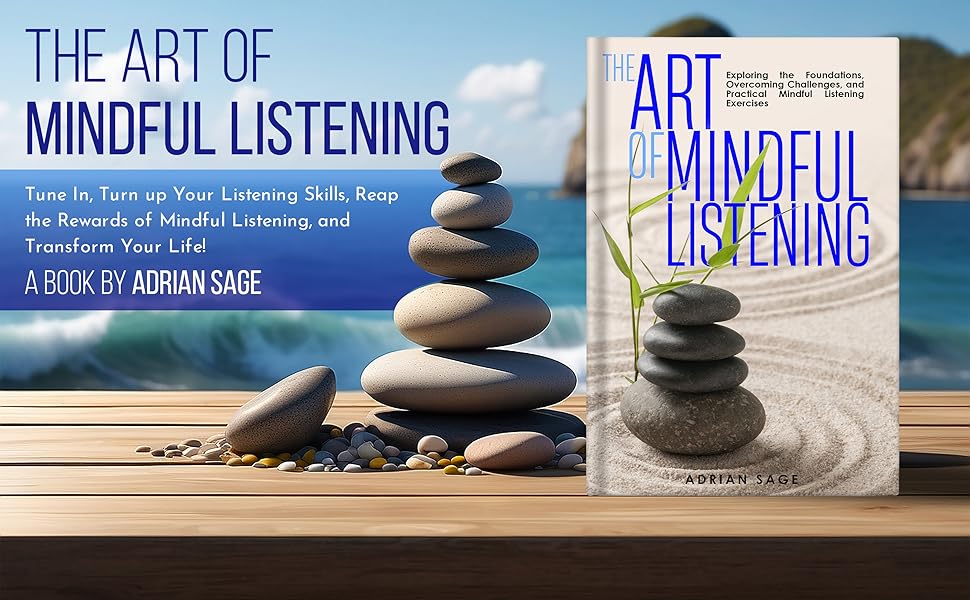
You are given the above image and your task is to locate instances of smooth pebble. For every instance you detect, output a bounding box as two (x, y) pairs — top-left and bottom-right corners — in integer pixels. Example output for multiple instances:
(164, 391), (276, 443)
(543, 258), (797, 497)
(557, 453), (584, 470)
(135, 445), (151, 453)
(555, 437), (586, 456)
(464, 467), (483, 476)
(306, 463), (326, 472)
(343, 464), (363, 473)
(406, 455), (434, 470)
(417, 435), (448, 454)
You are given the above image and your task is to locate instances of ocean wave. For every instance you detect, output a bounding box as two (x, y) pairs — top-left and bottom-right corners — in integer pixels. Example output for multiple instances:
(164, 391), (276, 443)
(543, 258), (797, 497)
(0, 306), (587, 391)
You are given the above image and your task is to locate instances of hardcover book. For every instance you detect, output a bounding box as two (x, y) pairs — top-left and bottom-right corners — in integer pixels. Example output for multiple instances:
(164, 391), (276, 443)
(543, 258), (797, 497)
(586, 38), (899, 495)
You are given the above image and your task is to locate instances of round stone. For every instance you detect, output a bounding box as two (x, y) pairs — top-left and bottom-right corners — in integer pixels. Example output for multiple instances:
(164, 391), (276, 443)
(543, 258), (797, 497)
(277, 461), (298, 472)
(637, 355), (748, 392)
(432, 183), (513, 229)
(306, 463), (326, 472)
(405, 455), (434, 470)
(361, 349), (576, 413)
(643, 322), (745, 361)
(620, 379), (765, 455)
(417, 435), (448, 454)
(464, 467), (483, 476)
(557, 453), (584, 470)
(555, 437), (586, 456)
(652, 284), (741, 325)
(394, 281), (550, 349)
(440, 152), (502, 185)
(464, 432), (555, 471)
(408, 227), (538, 280)
(225, 366), (336, 454)
(364, 408), (585, 452)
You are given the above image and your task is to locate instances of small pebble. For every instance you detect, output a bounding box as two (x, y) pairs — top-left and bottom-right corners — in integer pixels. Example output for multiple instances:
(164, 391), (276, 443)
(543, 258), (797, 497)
(306, 463), (326, 472)
(357, 442), (382, 460)
(351, 431), (379, 447)
(164, 443), (179, 451)
(436, 458), (451, 467)
(383, 446), (400, 458)
(381, 463), (398, 472)
(227, 457), (244, 466)
(177, 444), (189, 451)
(343, 464), (363, 473)
(555, 433), (576, 444)
(321, 439), (349, 454)
(164, 449), (182, 458)
(442, 465), (460, 475)
(427, 452), (442, 461)
(295, 460), (307, 468)
(241, 454), (258, 465)
(252, 462), (267, 468)
(336, 450), (357, 463)
(278, 461), (298, 472)
(150, 449), (166, 457)
(450, 455), (466, 466)
(369, 457), (387, 469)
(182, 447), (200, 457)
(330, 427), (343, 438)
(573, 463), (586, 472)
(203, 448), (223, 459)
(321, 458), (335, 466)
(464, 467), (483, 476)
(373, 439), (385, 452)
(555, 437), (586, 456)
(257, 458), (282, 468)
(181, 439), (202, 447)
(406, 455), (434, 470)
(134, 445), (151, 453)
(558, 453), (584, 470)
(344, 422), (365, 435)
(417, 435), (448, 454)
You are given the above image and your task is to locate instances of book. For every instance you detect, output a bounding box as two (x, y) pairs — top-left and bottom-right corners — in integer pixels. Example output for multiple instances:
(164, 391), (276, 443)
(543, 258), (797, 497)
(586, 37), (899, 496)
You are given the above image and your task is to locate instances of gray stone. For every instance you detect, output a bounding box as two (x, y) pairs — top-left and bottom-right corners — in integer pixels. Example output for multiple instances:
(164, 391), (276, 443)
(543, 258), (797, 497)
(440, 152), (502, 185)
(432, 183), (513, 229)
(394, 281), (550, 349)
(464, 432), (555, 471)
(557, 453), (584, 470)
(637, 355), (748, 392)
(321, 438), (349, 455)
(225, 366), (336, 454)
(343, 464), (363, 473)
(357, 442), (383, 460)
(555, 437), (586, 455)
(652, 284), (741, 325)
(620, 379), (765, 455)
(364, 407), (585, 452)
(306, 463), (326, 472)
(350, 431), (380, 447)
(408, 227), (538, 280)
(361, 349), (576, 413)
(643, 322), (745, 361)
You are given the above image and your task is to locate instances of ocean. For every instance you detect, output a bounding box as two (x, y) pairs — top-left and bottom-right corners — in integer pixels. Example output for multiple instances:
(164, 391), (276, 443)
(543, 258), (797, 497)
(0, 191), (966, 391)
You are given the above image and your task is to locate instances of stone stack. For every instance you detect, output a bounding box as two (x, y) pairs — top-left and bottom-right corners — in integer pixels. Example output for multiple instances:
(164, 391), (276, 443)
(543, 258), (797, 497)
(361, 152), (582, 451)
(620, 284), (765, 455)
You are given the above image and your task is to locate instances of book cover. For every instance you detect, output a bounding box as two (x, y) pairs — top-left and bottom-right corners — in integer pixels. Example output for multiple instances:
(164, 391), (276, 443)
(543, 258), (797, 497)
(586, 38), (899, 495)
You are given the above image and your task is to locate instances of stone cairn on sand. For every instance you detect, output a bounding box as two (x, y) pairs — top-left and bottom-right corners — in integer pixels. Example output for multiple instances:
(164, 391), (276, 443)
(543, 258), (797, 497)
(361, 152), (583, 451)
(620, 284), (765, 455)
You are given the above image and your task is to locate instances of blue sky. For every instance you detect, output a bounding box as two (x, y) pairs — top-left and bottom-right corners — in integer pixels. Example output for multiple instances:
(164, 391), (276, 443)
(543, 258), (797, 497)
(1, 0), (966, 182)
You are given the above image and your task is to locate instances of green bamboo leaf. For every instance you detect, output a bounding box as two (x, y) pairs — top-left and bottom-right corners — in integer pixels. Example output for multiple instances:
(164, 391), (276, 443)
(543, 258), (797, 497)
(707, 243), (740, 268)
(637, 256), (661, 285)
(623, 375), (635, 384)
(639, 279), (693, 299)
(631, 271), (643, 309)
(737, 206), (796, 244)
(593, 212), (633, 280)
(675, 264), (728, 276)
(629, 180), (689, 219)
(722, 142), (771, 246)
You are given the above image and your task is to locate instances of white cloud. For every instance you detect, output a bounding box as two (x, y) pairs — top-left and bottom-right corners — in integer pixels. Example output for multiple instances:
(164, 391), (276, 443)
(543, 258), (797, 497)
(507, 99), (541, 121)
(458, 59), (544, 103)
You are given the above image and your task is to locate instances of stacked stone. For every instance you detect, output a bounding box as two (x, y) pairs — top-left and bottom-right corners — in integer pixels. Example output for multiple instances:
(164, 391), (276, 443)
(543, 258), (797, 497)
(361, 152), (582, 451)
(620, 284), (765, 455)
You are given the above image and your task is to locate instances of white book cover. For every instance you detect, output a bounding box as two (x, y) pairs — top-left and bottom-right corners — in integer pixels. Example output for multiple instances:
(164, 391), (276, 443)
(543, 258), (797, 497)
(586, 38), (899, 495)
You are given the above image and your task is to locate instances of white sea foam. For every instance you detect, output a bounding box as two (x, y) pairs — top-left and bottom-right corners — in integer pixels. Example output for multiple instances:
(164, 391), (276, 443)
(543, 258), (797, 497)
(0, 312), (114, 380)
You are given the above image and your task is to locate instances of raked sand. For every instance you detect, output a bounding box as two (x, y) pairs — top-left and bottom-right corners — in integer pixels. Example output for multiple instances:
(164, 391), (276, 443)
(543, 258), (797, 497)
(586, 174), (899, 496)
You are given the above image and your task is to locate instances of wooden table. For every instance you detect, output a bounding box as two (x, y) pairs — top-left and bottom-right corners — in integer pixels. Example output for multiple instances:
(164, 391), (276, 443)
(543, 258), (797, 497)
(1, 391), (967, 599)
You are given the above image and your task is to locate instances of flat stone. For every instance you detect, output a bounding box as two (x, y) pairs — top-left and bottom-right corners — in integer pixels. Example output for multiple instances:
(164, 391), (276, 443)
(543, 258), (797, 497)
(464, 432), (555, 471)
(394, 281), (550, 349)
(364, 407), (585, 452)
(432, 183), (513, 229)
(225, 366), (336, 454)
(408, 227), (538, 280)
(620, 379), (765, 455)
(361, 349), (576, 413)
(652, 284), (741, 325)
(642, 322), (745, 361)
(637, 355), (748, 392)
(440, 152), (502, 185)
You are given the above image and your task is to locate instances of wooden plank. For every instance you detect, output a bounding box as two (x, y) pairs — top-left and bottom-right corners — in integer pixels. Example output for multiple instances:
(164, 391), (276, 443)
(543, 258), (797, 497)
(900, 426), (970, 454)
(900, 391), (970, 407)
(0, 390), (587, 408)
(900, 406), (969, 426)
(1, 537), (966, 600)
(0, 465), (584, 496)
(0, 398), (586, 425)
(1, 495), (968, 537)
(0, 464), (963, 497)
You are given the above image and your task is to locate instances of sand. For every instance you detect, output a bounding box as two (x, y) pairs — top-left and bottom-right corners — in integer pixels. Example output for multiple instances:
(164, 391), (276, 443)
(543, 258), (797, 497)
(586, 173), (900, 496)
